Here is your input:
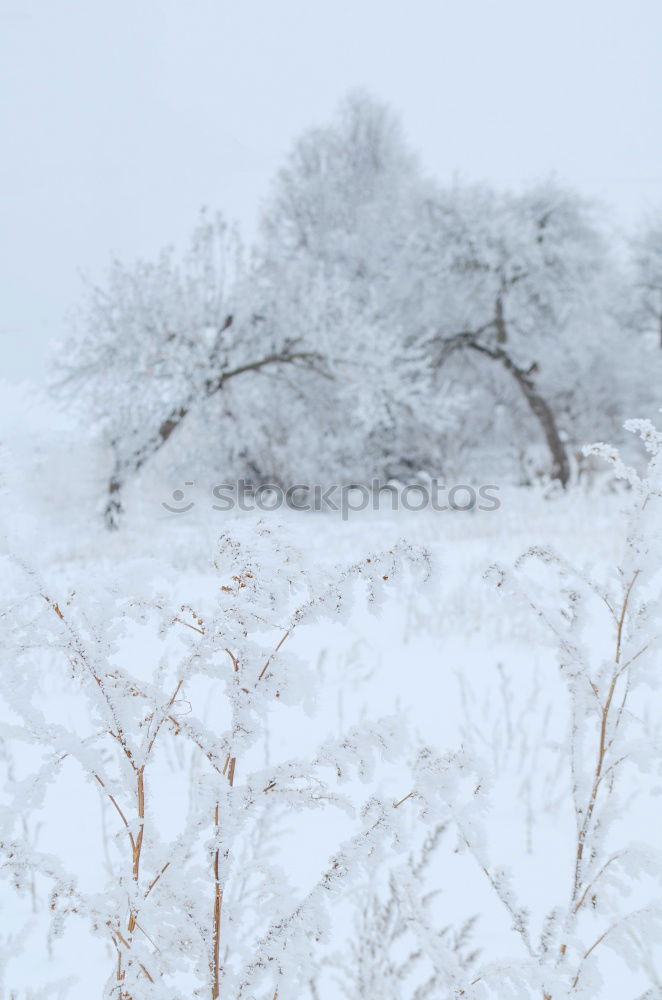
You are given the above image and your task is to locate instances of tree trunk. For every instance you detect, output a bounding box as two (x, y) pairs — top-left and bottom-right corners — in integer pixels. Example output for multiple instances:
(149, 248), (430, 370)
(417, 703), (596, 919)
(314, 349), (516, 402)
(435, 332), (571, 488)
(104, 442), (125, 530)
(469, 342), (570, 487)
(495, 352), (570, 487)
(103, 349), (324, 528)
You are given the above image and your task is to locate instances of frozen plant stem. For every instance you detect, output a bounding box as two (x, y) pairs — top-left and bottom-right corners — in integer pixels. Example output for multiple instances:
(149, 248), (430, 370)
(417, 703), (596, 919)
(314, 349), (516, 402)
(40, 595), (186, 996)
(118, 767), (145, 989)
(572, 571), (639, 905)
(212, 754), (236, 1000)
(211, 623), (281, 997)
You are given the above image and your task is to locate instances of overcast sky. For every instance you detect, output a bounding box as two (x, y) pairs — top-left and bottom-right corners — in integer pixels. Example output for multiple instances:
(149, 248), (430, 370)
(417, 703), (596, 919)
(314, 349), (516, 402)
(2, 0), (661, 382)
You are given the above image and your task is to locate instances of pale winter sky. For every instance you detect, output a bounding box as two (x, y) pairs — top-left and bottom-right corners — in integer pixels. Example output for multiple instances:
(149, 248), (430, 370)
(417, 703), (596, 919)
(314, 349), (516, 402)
(1, 0), (661, 382)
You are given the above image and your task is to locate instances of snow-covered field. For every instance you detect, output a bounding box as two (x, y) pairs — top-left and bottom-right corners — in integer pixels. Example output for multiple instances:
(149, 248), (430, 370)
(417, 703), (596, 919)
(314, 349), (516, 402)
(1, 384), (661, 999)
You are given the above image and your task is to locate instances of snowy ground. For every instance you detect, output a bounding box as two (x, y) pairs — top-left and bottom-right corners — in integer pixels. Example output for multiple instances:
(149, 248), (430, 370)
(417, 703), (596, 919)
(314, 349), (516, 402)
(1, 383), (659, 999)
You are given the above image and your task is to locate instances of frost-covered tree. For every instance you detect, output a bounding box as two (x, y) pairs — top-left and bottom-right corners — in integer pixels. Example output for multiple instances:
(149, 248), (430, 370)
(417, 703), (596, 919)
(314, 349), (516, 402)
(53, 216), (326, 528)
(252, 89), (443, 484)
(397, 181), (623, 485)
(253, 101), (650, 486)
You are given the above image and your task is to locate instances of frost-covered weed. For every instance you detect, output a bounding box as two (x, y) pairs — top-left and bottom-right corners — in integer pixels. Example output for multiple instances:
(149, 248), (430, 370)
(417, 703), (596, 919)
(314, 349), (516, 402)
(403, 418), (662, 998)
(0, 527), (427, 999)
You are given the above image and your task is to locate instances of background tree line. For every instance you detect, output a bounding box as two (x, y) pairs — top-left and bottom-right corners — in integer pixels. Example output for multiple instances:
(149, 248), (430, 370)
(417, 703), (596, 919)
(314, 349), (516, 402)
(53, 92), (662, 526)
